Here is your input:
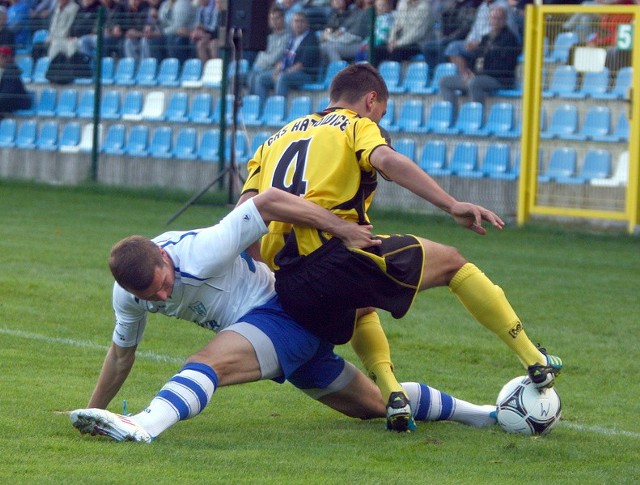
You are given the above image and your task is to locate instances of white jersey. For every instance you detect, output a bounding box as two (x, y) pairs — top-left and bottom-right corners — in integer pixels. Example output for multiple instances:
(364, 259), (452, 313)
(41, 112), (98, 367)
(111, 200), (275, 347)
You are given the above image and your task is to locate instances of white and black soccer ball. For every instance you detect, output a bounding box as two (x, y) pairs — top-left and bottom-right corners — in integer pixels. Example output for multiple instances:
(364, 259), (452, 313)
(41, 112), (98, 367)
(496, 376), (561, 435)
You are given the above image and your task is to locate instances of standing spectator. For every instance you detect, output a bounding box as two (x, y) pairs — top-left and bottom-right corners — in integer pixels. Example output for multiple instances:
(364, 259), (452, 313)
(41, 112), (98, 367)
(0, 46), (31, 114)
(253, 11), (320, 105)
(320, 0), (372, 63)
(0, 7), (16, 47)
(29, 0), (58, 33)
(160, 0), (197, 64)
(439, 4), (520, 116)
(47, 0), (80, 60)
(373, 0), (431, 64)
(190, 0), (221, 64)
(246, 5), (288, 95)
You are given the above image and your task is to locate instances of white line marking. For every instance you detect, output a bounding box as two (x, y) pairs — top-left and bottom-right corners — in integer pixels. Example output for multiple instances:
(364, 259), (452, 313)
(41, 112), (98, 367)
(3, 326), (640, 439)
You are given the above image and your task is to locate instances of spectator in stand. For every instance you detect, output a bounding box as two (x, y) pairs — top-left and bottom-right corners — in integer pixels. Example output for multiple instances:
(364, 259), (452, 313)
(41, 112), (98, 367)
(246, 5), (288, 95)
(354, 0), (393, 63)
(7, 0), (30, 49)
(585, 0), (634, 68)
(121, 0), (150, 62)
(443, 0), (519, 75)
(420, 0), (479, 71)
(159, 0), (197, 64)
(76, 0), (126, 59)
(372, 0), (431, 65)
(47, 0), (80, 59)
(253, 11), (320, 106)
(70, 0), (100, 41)
(190, 0), (221, 64)
(29, 0), (57, 33)
(320, 0), (373, 63)
(138, 0), (164, 61)
(0, 7), (16, 47)
(0, 45), (31, 114)
(279, 0), (305, 31)
(439, 4), (520, 116)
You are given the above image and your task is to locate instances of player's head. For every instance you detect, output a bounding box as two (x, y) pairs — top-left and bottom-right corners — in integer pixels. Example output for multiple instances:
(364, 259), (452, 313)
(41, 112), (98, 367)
(329, 63), (389, 122)
(109, 235), (175, 301)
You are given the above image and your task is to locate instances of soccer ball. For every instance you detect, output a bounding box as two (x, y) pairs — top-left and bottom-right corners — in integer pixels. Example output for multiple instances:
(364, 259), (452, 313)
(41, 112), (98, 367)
(496, 376), (561, 435)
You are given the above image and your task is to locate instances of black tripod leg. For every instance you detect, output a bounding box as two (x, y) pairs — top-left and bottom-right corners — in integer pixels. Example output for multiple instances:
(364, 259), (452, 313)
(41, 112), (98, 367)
(166, 169), (229, 225)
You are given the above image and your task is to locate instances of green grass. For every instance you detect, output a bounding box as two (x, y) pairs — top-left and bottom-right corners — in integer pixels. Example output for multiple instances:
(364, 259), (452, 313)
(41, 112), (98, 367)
(1, 180), (639, 484)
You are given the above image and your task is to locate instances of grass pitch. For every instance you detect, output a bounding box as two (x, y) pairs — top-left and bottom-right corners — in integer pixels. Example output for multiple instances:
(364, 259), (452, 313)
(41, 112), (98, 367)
(0, 180), (638, 484)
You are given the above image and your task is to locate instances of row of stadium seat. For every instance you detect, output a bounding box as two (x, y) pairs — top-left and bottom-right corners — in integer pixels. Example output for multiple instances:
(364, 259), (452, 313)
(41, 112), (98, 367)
(542, 65), (632, 100)
(540, 104), (629, 142)
(537, 147), (626, 185)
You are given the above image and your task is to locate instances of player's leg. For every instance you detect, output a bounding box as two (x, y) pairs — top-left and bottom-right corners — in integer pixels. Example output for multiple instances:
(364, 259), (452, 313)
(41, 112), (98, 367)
(349, 309), (414, 432)
(416, 237), (561, 387)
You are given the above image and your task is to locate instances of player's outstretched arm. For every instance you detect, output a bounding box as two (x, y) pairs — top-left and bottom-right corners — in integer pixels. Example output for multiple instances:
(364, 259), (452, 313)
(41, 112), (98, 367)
(243, 188), (382, 249)
(86, 342), (137, 409)
(370, 146), (504, 234)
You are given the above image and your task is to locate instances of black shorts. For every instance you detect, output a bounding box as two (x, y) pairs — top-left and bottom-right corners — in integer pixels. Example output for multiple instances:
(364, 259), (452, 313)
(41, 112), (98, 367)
(274, 235), (424, 344)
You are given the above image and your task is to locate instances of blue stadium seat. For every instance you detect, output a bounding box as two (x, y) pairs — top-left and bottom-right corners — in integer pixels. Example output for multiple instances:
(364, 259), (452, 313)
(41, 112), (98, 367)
(226, 131), (249, 162)
(302, 60), (347, 91)
(249, 131), (271, 158)
(77, 90), (95, 118)
(595, 111), (629, 142)
(190, 93), (214, 124)
(481, 143), (512, 179)
(35, 88), (57, 117)
(121, 91), (144, 120)
(423, 62), (457, 94)
(157, 58), (180, 87)
(59, 122), (82, 152)
(180, 58), (203, 87)
(538, 147), (577, 182)
(476, 102), (514, 137)
(124, 125), (149, 156)
(56, 88), (78, 117)
(197, 129), (220, 162)
(402, 61), (430, 94)
(378, 98), (396, 132)
(417, 140), (447, 174)
(441, 101), (482, 135)
(542, 65), (578, 98)
(262, 95), (286, 127)
(287, 95), (312, 123)
(164, 92), (189, 122)
(449, 142), (481, 177)
(100, 56), (116, 85)
(315, 96), (330, 112)
(564, 67), (610, 99)
(15, 120), (38, 149)
(593, 66), (632, 100)
(393, 138), (416, 160)
(565, 106), (611, 141)
(544, 31), (579, 63)
(32, 56), (50, 84)
(395, 99), (427, 133)
(114, 57), (136, 86)
(0, 118), (17, 148)
(135, 57), (158, 86)
(241, 94), (262, 126)
(148, 126), (173, 158)
(32, 29), (49, 45)
(36, 120), (59, 151)
(227, 59), (249, 82)
(16, 56), (33, 83)
(379, 61), (402, 93)
(423, 100), (453, 134)
(540, 104), (578, 139)
(172, 127), (198, 160)
(102, 124), (126, 155)
(556, 149), (611, 184)
(212, 94), (234, 125)
(100, 90), (121, 120)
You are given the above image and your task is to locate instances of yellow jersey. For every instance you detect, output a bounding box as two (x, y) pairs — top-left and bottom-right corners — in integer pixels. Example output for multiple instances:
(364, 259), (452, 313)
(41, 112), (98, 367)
(242, 107), (388, 270)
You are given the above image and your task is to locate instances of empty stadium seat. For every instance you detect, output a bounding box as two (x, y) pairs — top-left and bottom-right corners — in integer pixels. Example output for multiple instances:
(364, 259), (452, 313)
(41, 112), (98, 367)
(441, 101), (482, 135)
(148, 126), (173, 158)
(476, 102), (515, 137)
(565, 106), (611, 141)
(538, 147), (577, 182)
(32, 56), (50, 84)
(540, 104), (578, 139)
(423, 100), (453, 134)
(140, 91), (166, 121)
(542, 65), (578, 98)
(35, 88), (57, 117)
(262, 95), (286, 127)
(593, 66), (632, 100)
(121, 91), (144, 120)
(16, 56), (33, 83)
(36, 120), (59, 151)
(595, 111), (629, 142)
(180, 58), (203, 87)
(379, 61), (402, 93)
(201, 58), (223, 88)
(449, 142), (481, 177)
(591, 151), (628, 186)
(481, 143), (513, 179)
(100, 56), (116, 85)
(157, 58), (180, 87)
(402, 61), (430, 94)
(15, 120), (38, 149)
(418, 140), (447, 174)
(240, 94), (262, 126)
(226, 131), (249, 162)
(100, 90), (121, 120)
(102, 124), (126, 155)
(393, 138), (416, 160)
(211, 94), (234, 125)
(124, 125), (149, 156)
(114, 57), (136, 85)
(190, 93), (214, 124)
(77, 123), (101, 153)
(135, 57), (158, 86)
(172, 127), (198, 159)
(0, 118), (17, 148)
(302, 60), (347, 91)
(197, 129), (220, 162)
(164, 92), (189, 122)
(423, 62), (457, 94)
(393, 99), (427, 133)
(77, 90), (95, 118)
(564, 67), (610, 99)
(556, 149), (611, 184)
(249, 131), (271, 157)
(56, 88), (78, 117)
(545, 31), (579, 63)
(287, 95), (312, 123)
(315, 96), (330, 112)
(378, 98), (396, 132)
(59, 122), (82, 153)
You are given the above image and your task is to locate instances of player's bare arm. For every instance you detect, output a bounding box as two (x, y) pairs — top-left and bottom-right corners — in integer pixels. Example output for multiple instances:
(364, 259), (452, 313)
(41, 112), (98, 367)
(87, 342), (137, 408)
(370, 145), (505, 234)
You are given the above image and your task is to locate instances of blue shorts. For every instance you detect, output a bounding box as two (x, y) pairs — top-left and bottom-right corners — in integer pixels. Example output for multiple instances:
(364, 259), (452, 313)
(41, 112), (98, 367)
(238, 296), (346, 390)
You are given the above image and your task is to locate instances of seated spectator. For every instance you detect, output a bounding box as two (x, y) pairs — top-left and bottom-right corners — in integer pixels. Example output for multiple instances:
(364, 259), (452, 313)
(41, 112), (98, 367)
(0, 7), (16, 48)
(439, 4), (520, 116)
(71, 0), (100, 41)
(253, 11), (320, 105)
(190, 0), (221, 64)
(443, 0), (519, 75)
(585, 0), (634, 69)
(246, 5), (288, 94)
(7, 0), (30, 50)
(139, 0), (164, 61)
(319, 0), (372, 63)
(372, 0), (431, 65)
(420, 0), (478, 71)
(355, 0), (393, 63)
(76, 0), (126, 60)
(0, 46), (31, 114)
(159, 0), (197, 64)
(121, 0), (150, 62)
(279, 0), (305, 31)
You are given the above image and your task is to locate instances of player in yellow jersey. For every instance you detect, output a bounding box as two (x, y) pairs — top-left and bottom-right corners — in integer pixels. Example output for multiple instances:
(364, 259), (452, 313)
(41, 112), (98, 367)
(239, 63), (562, 432)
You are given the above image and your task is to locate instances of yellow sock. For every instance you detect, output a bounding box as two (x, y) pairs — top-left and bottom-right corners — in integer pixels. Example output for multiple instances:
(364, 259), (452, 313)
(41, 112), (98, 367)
(350, 311), (405, 402)
(449, 263), (545, 368)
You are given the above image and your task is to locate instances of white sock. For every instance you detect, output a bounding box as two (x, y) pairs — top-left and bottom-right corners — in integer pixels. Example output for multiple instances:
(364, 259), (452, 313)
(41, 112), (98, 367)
(401, 382), (497, 428)
(133, 362), (218, 438)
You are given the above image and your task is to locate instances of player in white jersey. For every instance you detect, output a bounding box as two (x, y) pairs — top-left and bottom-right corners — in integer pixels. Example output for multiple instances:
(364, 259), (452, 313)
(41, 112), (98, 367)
(70, 188), (496, 442)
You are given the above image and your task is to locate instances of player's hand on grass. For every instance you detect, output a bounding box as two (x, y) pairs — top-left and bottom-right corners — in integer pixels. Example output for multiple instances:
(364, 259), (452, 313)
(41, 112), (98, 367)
(449, 202), (505, 235)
